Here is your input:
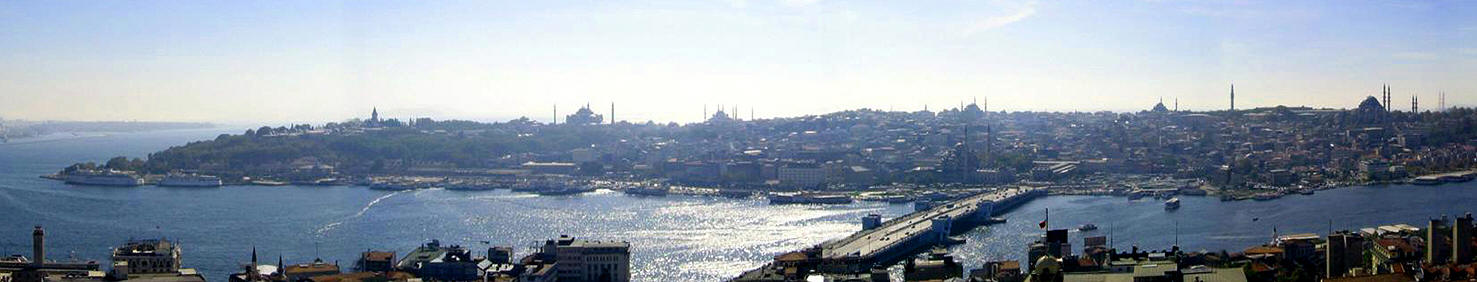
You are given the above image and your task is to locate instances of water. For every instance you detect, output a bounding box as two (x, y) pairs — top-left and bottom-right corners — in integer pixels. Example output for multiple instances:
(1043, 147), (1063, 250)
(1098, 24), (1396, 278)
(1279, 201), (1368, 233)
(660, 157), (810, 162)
(3, 129), (1477, 281)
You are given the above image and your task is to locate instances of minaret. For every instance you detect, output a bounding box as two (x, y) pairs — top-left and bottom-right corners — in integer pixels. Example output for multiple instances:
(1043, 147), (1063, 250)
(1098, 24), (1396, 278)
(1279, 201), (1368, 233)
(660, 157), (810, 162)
(32, 226), (44, 267)
(1230, 84), (1235, 111)
(553, 105), (558, 125)
(371, 107), (380, 123)
(610, 102), (615, 125)
(1174, 98), (1179, 112)
(251, 246), (259, 267)
(1413, 95), (1418, 113)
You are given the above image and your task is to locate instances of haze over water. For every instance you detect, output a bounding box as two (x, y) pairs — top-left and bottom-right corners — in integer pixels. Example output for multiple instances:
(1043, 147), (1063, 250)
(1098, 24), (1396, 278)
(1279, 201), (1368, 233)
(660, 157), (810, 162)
(4, 128), (1477, 281)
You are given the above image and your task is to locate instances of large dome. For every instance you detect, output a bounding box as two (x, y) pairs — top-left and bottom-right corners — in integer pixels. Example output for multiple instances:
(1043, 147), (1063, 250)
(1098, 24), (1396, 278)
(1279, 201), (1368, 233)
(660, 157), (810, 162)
(1357, 96), (1384, 112)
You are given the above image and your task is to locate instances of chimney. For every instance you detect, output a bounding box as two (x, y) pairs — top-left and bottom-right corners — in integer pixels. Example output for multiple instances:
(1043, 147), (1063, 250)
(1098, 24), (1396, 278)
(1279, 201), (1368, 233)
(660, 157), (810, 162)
(33, 225), (44, 267)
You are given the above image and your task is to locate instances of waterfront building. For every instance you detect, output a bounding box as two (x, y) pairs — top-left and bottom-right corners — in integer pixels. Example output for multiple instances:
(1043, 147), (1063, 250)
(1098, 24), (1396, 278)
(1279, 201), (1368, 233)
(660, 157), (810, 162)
(110, 239), (182, 276)
(777, 162), (826, 188)
(543, 235), (630, 282)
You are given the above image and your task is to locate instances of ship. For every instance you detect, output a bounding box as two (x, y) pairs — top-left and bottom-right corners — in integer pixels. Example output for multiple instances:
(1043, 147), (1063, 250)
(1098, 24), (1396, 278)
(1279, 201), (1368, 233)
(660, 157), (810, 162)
(64, 170), (143, 187)
(157, 173), (223, 187)
(1163, 197), (1180, 210)
(1413, 176), (1443, 185)
(1078, 224), (1098, 231)
(369, 181), (413, 191)
(622, 185), (669, 196)
(768, 193), (853, 205)
(535, 186), (595, 196)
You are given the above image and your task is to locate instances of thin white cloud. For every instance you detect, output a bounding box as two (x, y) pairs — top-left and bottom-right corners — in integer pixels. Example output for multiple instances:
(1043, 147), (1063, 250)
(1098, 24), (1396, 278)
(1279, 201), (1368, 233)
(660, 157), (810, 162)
(962, 0), (1037, 35)
(780, 0), (821, 7)
(1393, 51), (1438, 60)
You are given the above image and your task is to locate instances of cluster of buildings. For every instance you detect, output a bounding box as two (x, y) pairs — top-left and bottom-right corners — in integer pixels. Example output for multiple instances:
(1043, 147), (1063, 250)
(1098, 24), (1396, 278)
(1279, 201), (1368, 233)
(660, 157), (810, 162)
(0, 226), (205, 282)
(228, 236), (629, 282)
(1, 227), (629, 282)
(349, 89), (1473, 194)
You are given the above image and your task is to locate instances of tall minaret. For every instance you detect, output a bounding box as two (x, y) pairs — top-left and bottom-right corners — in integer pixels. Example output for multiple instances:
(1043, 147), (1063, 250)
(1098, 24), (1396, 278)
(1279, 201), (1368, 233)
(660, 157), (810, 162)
(610, 102), (615, 125)
(1230, 84), (1236, 111)
(553, 105), (558, 125)
(1413, 95), (1418, 113)
(1174, 98), (1179, 112)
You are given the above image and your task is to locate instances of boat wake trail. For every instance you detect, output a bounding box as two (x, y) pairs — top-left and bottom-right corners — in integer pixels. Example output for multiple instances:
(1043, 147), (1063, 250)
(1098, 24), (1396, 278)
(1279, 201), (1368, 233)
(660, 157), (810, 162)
(316, 190), (407, 236)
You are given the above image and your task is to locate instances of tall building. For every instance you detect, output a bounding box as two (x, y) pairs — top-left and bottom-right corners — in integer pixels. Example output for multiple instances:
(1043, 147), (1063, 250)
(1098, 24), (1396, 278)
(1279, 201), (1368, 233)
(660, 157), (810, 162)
(1428, 217), (1451, 264)
(1326, 231), (1366, 278)
(1455, 213), (1473, 264)
(543, 235), (630, 282)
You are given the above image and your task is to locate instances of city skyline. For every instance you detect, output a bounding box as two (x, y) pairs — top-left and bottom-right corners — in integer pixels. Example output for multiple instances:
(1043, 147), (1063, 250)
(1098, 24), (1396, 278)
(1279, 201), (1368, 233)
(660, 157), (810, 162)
(1, 0), (1474, 124)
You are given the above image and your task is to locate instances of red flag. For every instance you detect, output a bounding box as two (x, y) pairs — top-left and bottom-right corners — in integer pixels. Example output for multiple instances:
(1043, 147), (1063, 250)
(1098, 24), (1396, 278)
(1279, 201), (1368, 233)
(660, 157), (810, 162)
(1039, 220), (1048, 229)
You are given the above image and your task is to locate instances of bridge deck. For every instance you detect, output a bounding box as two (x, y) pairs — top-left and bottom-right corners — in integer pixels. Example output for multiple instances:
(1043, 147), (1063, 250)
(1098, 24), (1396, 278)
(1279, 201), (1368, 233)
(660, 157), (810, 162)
(820, 187), (1036, 260)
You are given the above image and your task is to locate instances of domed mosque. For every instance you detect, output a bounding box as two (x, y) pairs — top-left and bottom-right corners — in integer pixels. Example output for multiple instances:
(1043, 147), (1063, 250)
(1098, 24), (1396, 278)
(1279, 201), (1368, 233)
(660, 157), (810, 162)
(1354, 85), (1389, 125)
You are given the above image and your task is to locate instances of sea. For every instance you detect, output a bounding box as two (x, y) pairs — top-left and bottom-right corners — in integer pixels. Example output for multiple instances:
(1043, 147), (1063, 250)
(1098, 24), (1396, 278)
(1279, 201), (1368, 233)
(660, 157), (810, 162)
(2, 127), (1476, 281)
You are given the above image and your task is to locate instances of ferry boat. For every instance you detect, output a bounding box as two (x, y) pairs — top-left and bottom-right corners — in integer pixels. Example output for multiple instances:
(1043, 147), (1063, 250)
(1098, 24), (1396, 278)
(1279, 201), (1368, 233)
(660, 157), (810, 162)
(157, 174), (223, 187)
(1413, 176), (1443, 185)
(1163, 197), (1181, 210)
(718, 189), (754, 198)
(1438, 174), (1474, 183)
(768, 193), (853, 205)
(622, 186), (669, 196)
(535, 186), (595, 196)
(1078, 224), (1099, 232)
(369, 181), (413, 191)
(64, 170), (143, 187)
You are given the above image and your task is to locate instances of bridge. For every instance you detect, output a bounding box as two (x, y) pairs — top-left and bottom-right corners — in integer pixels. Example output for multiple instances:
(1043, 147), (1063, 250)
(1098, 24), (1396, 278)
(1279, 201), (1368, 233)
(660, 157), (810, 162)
(815, 187), (1045, 273)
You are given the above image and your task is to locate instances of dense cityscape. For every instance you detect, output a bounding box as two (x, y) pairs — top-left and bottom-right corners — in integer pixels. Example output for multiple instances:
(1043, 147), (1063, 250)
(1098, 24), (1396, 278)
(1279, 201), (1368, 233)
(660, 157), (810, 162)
(4, 1), (1474, 281)
(7, 85), (1477, 282)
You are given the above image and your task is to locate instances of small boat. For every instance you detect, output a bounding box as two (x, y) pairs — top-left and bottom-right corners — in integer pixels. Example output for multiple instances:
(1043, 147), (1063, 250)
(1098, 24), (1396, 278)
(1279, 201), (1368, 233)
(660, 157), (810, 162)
(1253, 193), (1279, 201)
(1164, 197), (1181, 210)
(1078, 224), (1098, 231)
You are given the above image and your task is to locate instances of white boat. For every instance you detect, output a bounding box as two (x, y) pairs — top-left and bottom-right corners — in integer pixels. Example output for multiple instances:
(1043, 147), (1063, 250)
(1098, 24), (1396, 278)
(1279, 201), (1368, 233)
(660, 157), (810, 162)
(157, 174), (223, 187)
(64, 170), (143, 187)
(768, 193), (853, 205)
(1164, 197), (1181, 210)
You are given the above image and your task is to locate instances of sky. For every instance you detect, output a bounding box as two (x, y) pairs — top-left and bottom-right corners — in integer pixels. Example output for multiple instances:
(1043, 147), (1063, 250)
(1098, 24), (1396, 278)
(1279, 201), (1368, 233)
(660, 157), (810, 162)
(1, 0), (1474, 124)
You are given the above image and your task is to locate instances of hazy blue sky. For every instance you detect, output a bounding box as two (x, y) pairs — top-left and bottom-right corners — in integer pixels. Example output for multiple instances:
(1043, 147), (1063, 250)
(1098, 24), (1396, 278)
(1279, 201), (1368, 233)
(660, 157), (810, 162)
(1, 0), (1473, 124)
